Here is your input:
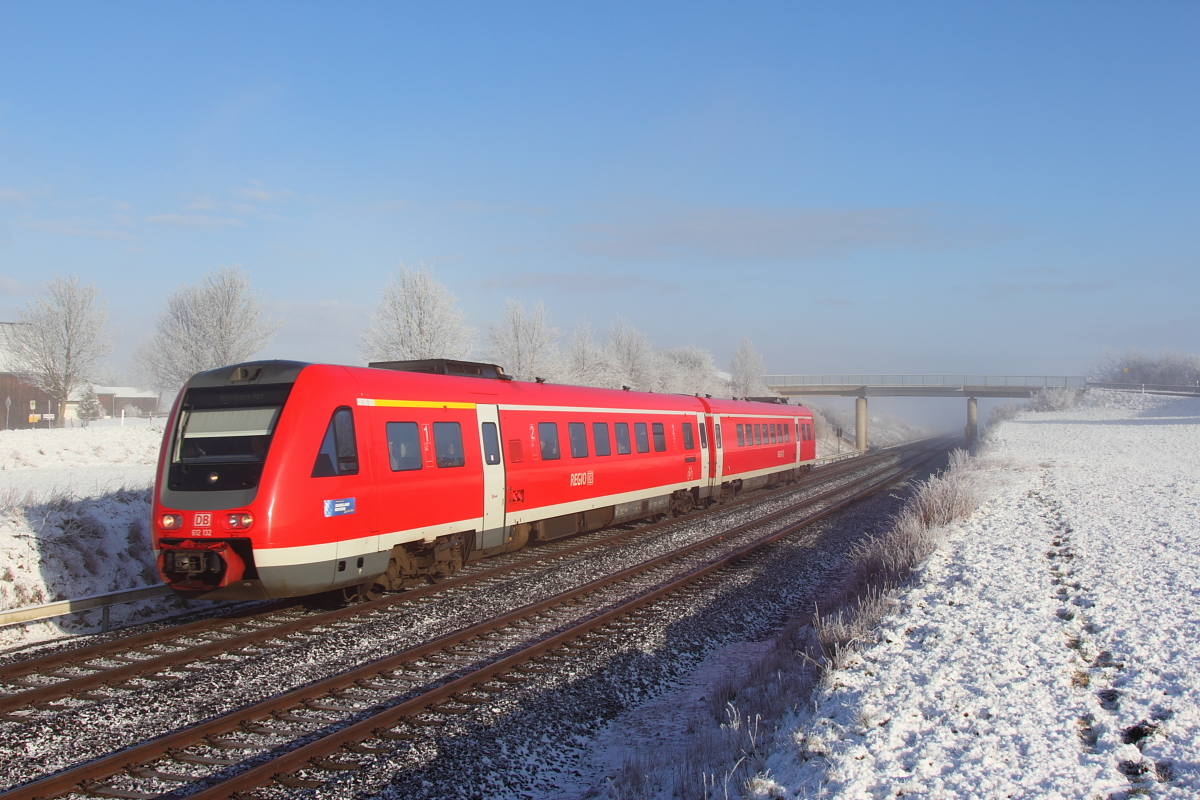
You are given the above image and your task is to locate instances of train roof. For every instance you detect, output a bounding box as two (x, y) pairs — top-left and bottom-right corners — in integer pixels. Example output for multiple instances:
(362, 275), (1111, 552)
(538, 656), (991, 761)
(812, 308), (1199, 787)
(183, 359), (809, 417)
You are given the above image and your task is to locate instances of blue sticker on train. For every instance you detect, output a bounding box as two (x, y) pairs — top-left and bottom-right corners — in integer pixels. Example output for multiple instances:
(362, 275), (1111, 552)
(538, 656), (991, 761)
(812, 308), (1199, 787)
(323, 497), (355, 517)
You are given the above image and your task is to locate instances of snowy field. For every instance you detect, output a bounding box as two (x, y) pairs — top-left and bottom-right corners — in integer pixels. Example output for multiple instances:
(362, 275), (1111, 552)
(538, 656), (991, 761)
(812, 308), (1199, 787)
(752, 390), (1200, 798)
(0, 420), (180, 649)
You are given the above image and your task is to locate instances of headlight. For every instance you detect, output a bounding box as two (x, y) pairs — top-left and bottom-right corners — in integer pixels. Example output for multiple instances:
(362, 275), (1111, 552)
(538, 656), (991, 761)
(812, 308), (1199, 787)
(226, 512), (254, 529)
(160, 513), (183, 530)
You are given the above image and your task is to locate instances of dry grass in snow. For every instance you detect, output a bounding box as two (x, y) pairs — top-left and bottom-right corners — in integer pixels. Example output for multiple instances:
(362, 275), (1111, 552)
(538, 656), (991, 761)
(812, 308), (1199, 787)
(603, 449), (995, 799)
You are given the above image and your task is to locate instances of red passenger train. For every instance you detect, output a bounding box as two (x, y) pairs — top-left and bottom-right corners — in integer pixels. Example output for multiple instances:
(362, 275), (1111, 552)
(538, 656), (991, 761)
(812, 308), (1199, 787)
(152, 359), (817, 601)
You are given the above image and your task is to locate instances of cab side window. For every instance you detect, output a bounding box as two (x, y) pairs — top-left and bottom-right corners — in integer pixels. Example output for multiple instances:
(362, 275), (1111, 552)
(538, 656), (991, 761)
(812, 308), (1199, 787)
(386, 422), (422, 472)
(312, 407), (358, 477)
(651, 422), (666, 452)
(714, 423), (722, 448)
(434, 421), (465, 468)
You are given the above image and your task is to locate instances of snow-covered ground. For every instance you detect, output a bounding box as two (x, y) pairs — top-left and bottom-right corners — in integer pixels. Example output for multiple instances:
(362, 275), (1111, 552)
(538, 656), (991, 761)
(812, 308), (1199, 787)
(0, 421), (184, 649)
(762, 390), (1200, 797)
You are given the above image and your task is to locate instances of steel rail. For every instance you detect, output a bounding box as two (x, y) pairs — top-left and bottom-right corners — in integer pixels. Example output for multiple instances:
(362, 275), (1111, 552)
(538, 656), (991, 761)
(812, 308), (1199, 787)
(0, 438), (952, 800)
(0, 444), (904, 714)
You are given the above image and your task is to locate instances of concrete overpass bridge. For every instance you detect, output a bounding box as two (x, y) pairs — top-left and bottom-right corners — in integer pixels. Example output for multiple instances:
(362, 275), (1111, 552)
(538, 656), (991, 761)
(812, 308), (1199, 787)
(764, 375), (1088, 450)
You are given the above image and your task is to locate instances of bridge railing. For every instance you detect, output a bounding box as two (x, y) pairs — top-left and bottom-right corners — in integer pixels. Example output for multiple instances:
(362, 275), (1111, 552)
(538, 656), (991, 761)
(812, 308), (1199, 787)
(765, 375), (1088, 389)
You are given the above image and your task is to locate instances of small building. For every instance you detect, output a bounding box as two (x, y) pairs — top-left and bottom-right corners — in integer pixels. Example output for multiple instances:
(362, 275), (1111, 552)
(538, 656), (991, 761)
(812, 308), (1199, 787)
(0, 322), (59, 430)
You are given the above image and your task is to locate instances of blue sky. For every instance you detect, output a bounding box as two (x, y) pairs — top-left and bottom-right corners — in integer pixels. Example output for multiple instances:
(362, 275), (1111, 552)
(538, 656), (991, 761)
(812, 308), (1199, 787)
(1, 2), (1197, 382)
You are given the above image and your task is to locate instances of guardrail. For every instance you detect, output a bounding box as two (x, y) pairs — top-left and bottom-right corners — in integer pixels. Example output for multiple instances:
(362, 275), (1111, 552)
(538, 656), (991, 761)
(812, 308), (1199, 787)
(0, 584), (173, 632)
(765, 375), (1088, 389)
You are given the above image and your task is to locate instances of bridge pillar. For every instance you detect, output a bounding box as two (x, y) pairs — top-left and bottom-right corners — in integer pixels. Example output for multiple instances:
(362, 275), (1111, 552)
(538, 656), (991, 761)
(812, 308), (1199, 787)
(967, 396), (978, 443)
(856, 396), (868, 452)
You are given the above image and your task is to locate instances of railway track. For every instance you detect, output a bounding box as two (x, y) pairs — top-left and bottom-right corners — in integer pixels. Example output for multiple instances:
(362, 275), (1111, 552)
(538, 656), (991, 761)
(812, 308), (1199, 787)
(0, 437), (954, 799)
(0, 445), (903, 717)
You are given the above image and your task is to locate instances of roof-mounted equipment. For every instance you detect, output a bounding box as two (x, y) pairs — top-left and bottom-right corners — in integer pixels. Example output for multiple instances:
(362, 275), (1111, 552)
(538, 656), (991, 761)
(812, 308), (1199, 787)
(367, 359), (512, 380)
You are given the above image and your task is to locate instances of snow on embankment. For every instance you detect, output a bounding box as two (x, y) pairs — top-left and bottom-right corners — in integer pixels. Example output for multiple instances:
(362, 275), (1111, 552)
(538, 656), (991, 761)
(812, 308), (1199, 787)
(772, 390), (1200, 797)
(0, 424), (170, 649)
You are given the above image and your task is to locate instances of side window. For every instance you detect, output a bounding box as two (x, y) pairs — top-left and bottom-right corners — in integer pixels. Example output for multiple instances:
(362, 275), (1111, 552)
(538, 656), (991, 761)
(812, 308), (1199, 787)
(538, 422), (561, 460)
(385, 422), (422, 472)
(770, 424), (777, 444)
(634, 422), (650, 453)
(698, 421), (708, 448)
(736, 424), (745, 447)
(614, 422), (631, 455)
(481, 422), (501, 465)
(807, 423), (813, 441)
(783, 423), (790, 443)
(651, 422), (666, 452)
(754, 424), (762, 445)
(312, 407), (358, 477)
(434, 421), (465, 468)
(682, 422), (694, 450)
(568, 422), (589, 458)
(715, 423), (722, 449)
(593, 422), (612, 456)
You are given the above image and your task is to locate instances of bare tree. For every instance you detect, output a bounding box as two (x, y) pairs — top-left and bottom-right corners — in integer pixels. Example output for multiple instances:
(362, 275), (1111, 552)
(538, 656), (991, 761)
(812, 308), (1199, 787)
(486, 298), (560, 381)
(359, 262), (475, 363)
(729, 337), (771, 397)
(604, 318), (657, 391)
(4, 274), (113, 427)
(134, 266), (279, 391)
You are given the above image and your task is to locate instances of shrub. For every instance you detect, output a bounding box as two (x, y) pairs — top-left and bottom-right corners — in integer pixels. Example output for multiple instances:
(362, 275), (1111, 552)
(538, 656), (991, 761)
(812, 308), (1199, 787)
(1027, 387), (1083, 412)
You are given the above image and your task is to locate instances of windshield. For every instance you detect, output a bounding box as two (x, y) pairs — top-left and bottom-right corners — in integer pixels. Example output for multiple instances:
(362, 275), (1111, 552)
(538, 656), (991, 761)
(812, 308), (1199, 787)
(175, 407), (281, 464)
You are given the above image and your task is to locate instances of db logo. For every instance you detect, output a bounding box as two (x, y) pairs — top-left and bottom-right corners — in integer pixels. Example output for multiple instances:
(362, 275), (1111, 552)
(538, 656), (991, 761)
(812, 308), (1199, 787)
(569, 471), (594, 487)
(194, 513), (212, 526)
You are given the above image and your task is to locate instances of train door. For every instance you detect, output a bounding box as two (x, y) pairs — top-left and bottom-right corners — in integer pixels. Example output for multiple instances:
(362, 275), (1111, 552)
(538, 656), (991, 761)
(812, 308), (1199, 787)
(711, 414), (724, 483)
(693, 411), (708, 493)
(795, 417), (802, 466)
(476, 404), (507, 549)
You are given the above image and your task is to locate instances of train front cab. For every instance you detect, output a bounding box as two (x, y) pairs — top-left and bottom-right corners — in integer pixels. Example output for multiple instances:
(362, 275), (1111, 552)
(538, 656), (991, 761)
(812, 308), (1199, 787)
(153, 361), (312, 600)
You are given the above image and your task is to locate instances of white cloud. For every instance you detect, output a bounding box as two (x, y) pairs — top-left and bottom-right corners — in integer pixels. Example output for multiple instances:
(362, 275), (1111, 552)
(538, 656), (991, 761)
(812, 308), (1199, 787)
(571, 205), (1010, 261)
(231, 180), (293, 203)
(144, 214), (245, 229)
(17, 218), (137, 240)
(0, 276), (31, 296)
(0, 188), (30, 206)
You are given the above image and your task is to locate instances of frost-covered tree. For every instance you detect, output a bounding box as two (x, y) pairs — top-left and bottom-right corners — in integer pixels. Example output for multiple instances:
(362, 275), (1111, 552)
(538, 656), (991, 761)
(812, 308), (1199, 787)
(4, 274), (113, 427)
(1092, 349), (1200, 386)
(486, 299), (560, 381)
(560, 324), (610, 387)
(729, 337), (771, 397)
(359, 262), (475, 363)
(76, 384), (104, 426)
(134, 266), (279, 391)
(604, 318), (657, 391)
(657, 345), (723, 396)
